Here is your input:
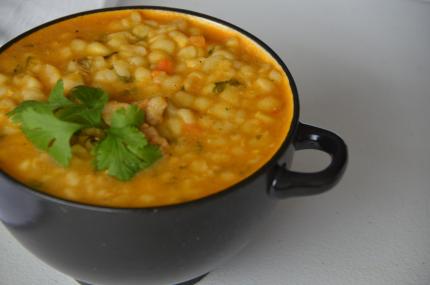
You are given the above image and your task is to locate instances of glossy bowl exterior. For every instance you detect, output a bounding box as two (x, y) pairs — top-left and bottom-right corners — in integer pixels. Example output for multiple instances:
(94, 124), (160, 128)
(0, 165), (278, 285)
(0, 6), (347, 285)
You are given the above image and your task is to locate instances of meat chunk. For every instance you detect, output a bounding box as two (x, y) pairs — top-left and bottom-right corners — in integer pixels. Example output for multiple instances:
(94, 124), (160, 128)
(140, 123), (169, 154)
(137, 96), (167, 125)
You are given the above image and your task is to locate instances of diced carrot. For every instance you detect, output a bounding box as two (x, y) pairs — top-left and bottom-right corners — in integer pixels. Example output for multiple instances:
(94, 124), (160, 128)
(154, 59), (174, 74)
(183, 123), (202, 137)
(189, 36), (206, 48)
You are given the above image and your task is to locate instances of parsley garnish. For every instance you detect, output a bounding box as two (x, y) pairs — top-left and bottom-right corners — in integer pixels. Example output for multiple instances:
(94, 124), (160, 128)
(8, 80), (161, 181)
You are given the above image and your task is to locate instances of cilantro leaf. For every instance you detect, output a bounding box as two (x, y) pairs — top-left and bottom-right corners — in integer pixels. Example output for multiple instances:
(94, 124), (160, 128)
(12, 80), (108, 128)
(110, 104), (144, 128)
(8, 100), (50, 123)
(55, 85), (109, 128)
(136, 144), (162, 166)
(9, 80), (71, 122)
(48, 80), (73, 109)
(94, 106), (161, 181)
(9, 80), (161, 180)
(93, 133), (144, 181)
(19, 108), (83, 166)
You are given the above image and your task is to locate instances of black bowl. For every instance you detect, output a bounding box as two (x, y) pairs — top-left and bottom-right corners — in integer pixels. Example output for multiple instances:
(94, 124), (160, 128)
(0, 6), (348, 285)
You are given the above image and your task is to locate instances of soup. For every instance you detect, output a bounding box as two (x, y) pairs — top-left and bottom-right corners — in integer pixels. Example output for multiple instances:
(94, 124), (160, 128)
(0, 10), (294, 207)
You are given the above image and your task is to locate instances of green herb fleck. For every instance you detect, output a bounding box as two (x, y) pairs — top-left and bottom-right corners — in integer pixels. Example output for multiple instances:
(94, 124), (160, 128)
(213, 79), (241, 94)
(13, 64), (24, 74)
(117, 75), (134, 83)
(207, 47), (215, 56)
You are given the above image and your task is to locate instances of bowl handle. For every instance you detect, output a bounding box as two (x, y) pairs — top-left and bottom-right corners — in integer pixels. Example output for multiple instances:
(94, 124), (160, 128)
(268, 122), (348, 198)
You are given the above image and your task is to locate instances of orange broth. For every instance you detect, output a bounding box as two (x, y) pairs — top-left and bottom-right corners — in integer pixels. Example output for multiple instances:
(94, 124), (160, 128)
(0, 10), (294, 207)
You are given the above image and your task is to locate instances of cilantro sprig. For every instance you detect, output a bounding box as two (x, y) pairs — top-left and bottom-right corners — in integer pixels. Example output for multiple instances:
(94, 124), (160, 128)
(8, 80), (161, 181)
(94, 105), (161, 181)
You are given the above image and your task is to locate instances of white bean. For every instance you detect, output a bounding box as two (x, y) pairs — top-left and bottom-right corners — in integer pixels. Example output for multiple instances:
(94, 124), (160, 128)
(256, 78), (274, 92)
(257, 96), (280, 111)
(66, 172), (79, 187)
(59, 47), (72, 59)
(268, 69), (282, 82)
(169, 31), (189, 48)
(166, 118), (183, 136)
(177, 46), (197, 59)
(130, 12), (142, 23)
(94, 69), (117, 82)
(13, 75), (42, 89)
(0, 74), (8, 85)
(190, 160), (209, 173)
(120, 18), (132, 29)
(134, 67), (151, 82)
(86, 42), (111, 56)
(189, 27), (202, 36)
(239, 65), (256, 79)
(220, 89), (240, 106)
(211, 50), (235, 60)
(112, 59), (130, 77)
(132, 24), (150, 38)
(148, 50), (168, 64)
(172, 19), (188, 31)
(151, 38), (176, 54)
(41, 64), (60, 87)
(173, 91), (194, 108)
(177, 108), (195, 124)
(66, 61), (80, 72)
(220, 171), (236, 182)
(107, 37), (127, 49)
(161, 75), (183, 93)
(18, 160), (31, 171)
(63, 73), (84, 92)
(202, 56), (222, 72)
(92, 56), (107, 70)
(208, 103), (233, 119)
(70, 39), (87, 53)
(242, 119), (261, 134)
(128, 56), (147, 67)
(255, 111), (274, 124)
(193, 97), (212, 112)
(0, 87), (8, 98)
(226, 37), (239, 49)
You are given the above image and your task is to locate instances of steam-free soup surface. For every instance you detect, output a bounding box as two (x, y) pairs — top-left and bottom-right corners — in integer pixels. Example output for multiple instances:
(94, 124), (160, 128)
(0, 10), (293, 207)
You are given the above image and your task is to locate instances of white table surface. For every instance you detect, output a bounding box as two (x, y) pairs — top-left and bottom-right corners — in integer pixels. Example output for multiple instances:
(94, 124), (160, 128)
(1, 0), (429, 284)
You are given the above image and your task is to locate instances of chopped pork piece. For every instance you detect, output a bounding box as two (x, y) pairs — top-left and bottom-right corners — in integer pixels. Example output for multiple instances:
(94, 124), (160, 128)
(140, 123), (169, 154)
(136, 96), (168, 125)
